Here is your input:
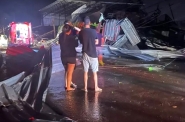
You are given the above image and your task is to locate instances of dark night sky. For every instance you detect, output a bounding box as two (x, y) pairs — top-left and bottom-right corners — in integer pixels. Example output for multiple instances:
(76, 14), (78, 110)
(0, 0), (55, 26)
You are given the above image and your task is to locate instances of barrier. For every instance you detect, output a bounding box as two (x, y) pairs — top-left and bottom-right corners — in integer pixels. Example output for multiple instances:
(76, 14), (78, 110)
(0, 45), (75, 122)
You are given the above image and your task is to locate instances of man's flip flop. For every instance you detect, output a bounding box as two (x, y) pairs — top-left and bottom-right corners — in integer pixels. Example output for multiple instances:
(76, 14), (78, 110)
(64, 83), (77, 89)
(71, 83), (77, 88)
(95, 88), (102, 92)
(82, 89), (88, 92)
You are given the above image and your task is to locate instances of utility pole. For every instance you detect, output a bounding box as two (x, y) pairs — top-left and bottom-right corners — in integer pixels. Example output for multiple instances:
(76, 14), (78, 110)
(2, 26), (4, 35)
(64, 1), (66, 21)
(169, 3), (175, 20)
(165, 0), (175, 20)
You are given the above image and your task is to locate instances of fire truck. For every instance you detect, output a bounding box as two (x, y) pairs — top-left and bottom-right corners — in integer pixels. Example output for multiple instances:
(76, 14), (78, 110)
(9, 22), (33, 45)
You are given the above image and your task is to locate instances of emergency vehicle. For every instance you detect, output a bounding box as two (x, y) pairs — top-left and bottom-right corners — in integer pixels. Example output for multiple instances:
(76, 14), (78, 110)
(9, 22), (33, 45)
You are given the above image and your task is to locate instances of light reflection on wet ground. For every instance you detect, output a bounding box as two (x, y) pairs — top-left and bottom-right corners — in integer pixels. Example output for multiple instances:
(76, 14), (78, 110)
(46, 45), (185, 122)
(47, 61), (185, 122)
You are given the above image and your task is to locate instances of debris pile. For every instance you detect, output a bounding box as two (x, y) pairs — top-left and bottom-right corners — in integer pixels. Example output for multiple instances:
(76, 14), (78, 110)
(35, 16), (185, 62)
(106, 18), (185, 61)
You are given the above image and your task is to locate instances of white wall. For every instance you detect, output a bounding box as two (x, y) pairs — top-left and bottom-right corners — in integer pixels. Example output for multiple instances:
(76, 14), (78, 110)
(42, 14), (70, 26)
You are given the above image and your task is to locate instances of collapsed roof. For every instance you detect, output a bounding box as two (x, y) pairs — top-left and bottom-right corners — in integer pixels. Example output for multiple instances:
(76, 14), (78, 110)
(40, 0), (185, 28)
(39, 0), (144, 21)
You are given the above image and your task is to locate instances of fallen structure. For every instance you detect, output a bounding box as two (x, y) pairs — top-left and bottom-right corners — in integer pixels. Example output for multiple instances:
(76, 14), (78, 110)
(39, 16), (185, 62)
(102, 18), (185, 61)
(1, 1), (183, 121)
(0, 45), (75, 122)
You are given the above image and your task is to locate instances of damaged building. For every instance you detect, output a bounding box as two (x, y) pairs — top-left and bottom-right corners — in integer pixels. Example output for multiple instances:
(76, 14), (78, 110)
(0, 0), (185, 121)
(39, 0), (185, 61)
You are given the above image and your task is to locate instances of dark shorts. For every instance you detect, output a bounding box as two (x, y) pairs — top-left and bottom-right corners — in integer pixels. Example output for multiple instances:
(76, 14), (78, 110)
(61, 57), (76, 70)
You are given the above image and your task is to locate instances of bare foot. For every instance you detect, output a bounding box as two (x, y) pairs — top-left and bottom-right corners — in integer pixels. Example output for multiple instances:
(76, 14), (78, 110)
(95, 88), (102, 92)
(82, 88), (88, 92)
(66, 88), (75, 91)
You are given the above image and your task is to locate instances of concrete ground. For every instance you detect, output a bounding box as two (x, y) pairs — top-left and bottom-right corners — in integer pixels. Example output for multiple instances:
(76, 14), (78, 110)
(46, 45), (185, 122)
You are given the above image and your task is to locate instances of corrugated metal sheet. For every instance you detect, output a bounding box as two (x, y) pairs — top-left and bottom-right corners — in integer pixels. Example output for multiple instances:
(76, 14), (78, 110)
(71, 4), (88, 16)
(0, 72), (25, 86)
(39, 0), (61, 13)
(40, 0), (84, 17)
(112, 35), (128, 48)
(109, 45), (185, 61)
(122, 41), (140, 50)
(71, 4), (88, 22)
(121, 18), (141, 46)
(103, 19), (121, 41)
(108, 46), (156, 61)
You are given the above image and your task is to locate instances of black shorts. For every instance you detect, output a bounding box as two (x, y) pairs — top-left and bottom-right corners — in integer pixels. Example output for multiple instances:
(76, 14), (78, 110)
(61, 57), (76, 69)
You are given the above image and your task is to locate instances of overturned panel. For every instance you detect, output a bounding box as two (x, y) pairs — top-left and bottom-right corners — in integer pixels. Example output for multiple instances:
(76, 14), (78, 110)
(0, 85), (9, 105)
(0, 72), (25, 86)
(121, 18), (141, 46)
(16, 74), (33, 98)
(71, 4), (88, 23)
(2, 84), (19, 102)
(140, 50), (185, 59)
(122, 41), (140, 50)
(112, 35), (128, 48)
(0, 48), (75, 122)
(108, 46), (157, 61)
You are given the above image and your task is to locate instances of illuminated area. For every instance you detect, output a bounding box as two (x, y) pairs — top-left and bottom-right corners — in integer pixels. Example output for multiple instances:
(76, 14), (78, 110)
(9, 22), (33, 45)
(0, 35), (8, 48)
(16, 23), (29, 43)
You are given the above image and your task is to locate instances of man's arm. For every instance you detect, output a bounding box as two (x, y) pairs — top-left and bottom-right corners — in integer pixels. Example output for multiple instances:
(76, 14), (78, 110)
(95, 31), (99, 45)
(79, 31), (83, 44)
(58, 33), (61, 45)
(75, 36), (79, 47)
(95, 39), (99, 45)
(74, 27), (81, 32)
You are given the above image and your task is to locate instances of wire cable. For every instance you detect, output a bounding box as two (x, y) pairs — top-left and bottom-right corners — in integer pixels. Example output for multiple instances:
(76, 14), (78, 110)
(137, 16), (185, 29)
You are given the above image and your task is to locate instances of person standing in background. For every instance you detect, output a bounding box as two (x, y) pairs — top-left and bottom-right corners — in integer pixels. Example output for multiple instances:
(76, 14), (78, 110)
(59, 24), (78, 91)
(79, 16), (102, 92)
(95, 27), (105, 66)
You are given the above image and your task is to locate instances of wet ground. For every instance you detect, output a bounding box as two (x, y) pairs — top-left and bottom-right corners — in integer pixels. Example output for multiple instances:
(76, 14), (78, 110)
(46, 46), (185, 122)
